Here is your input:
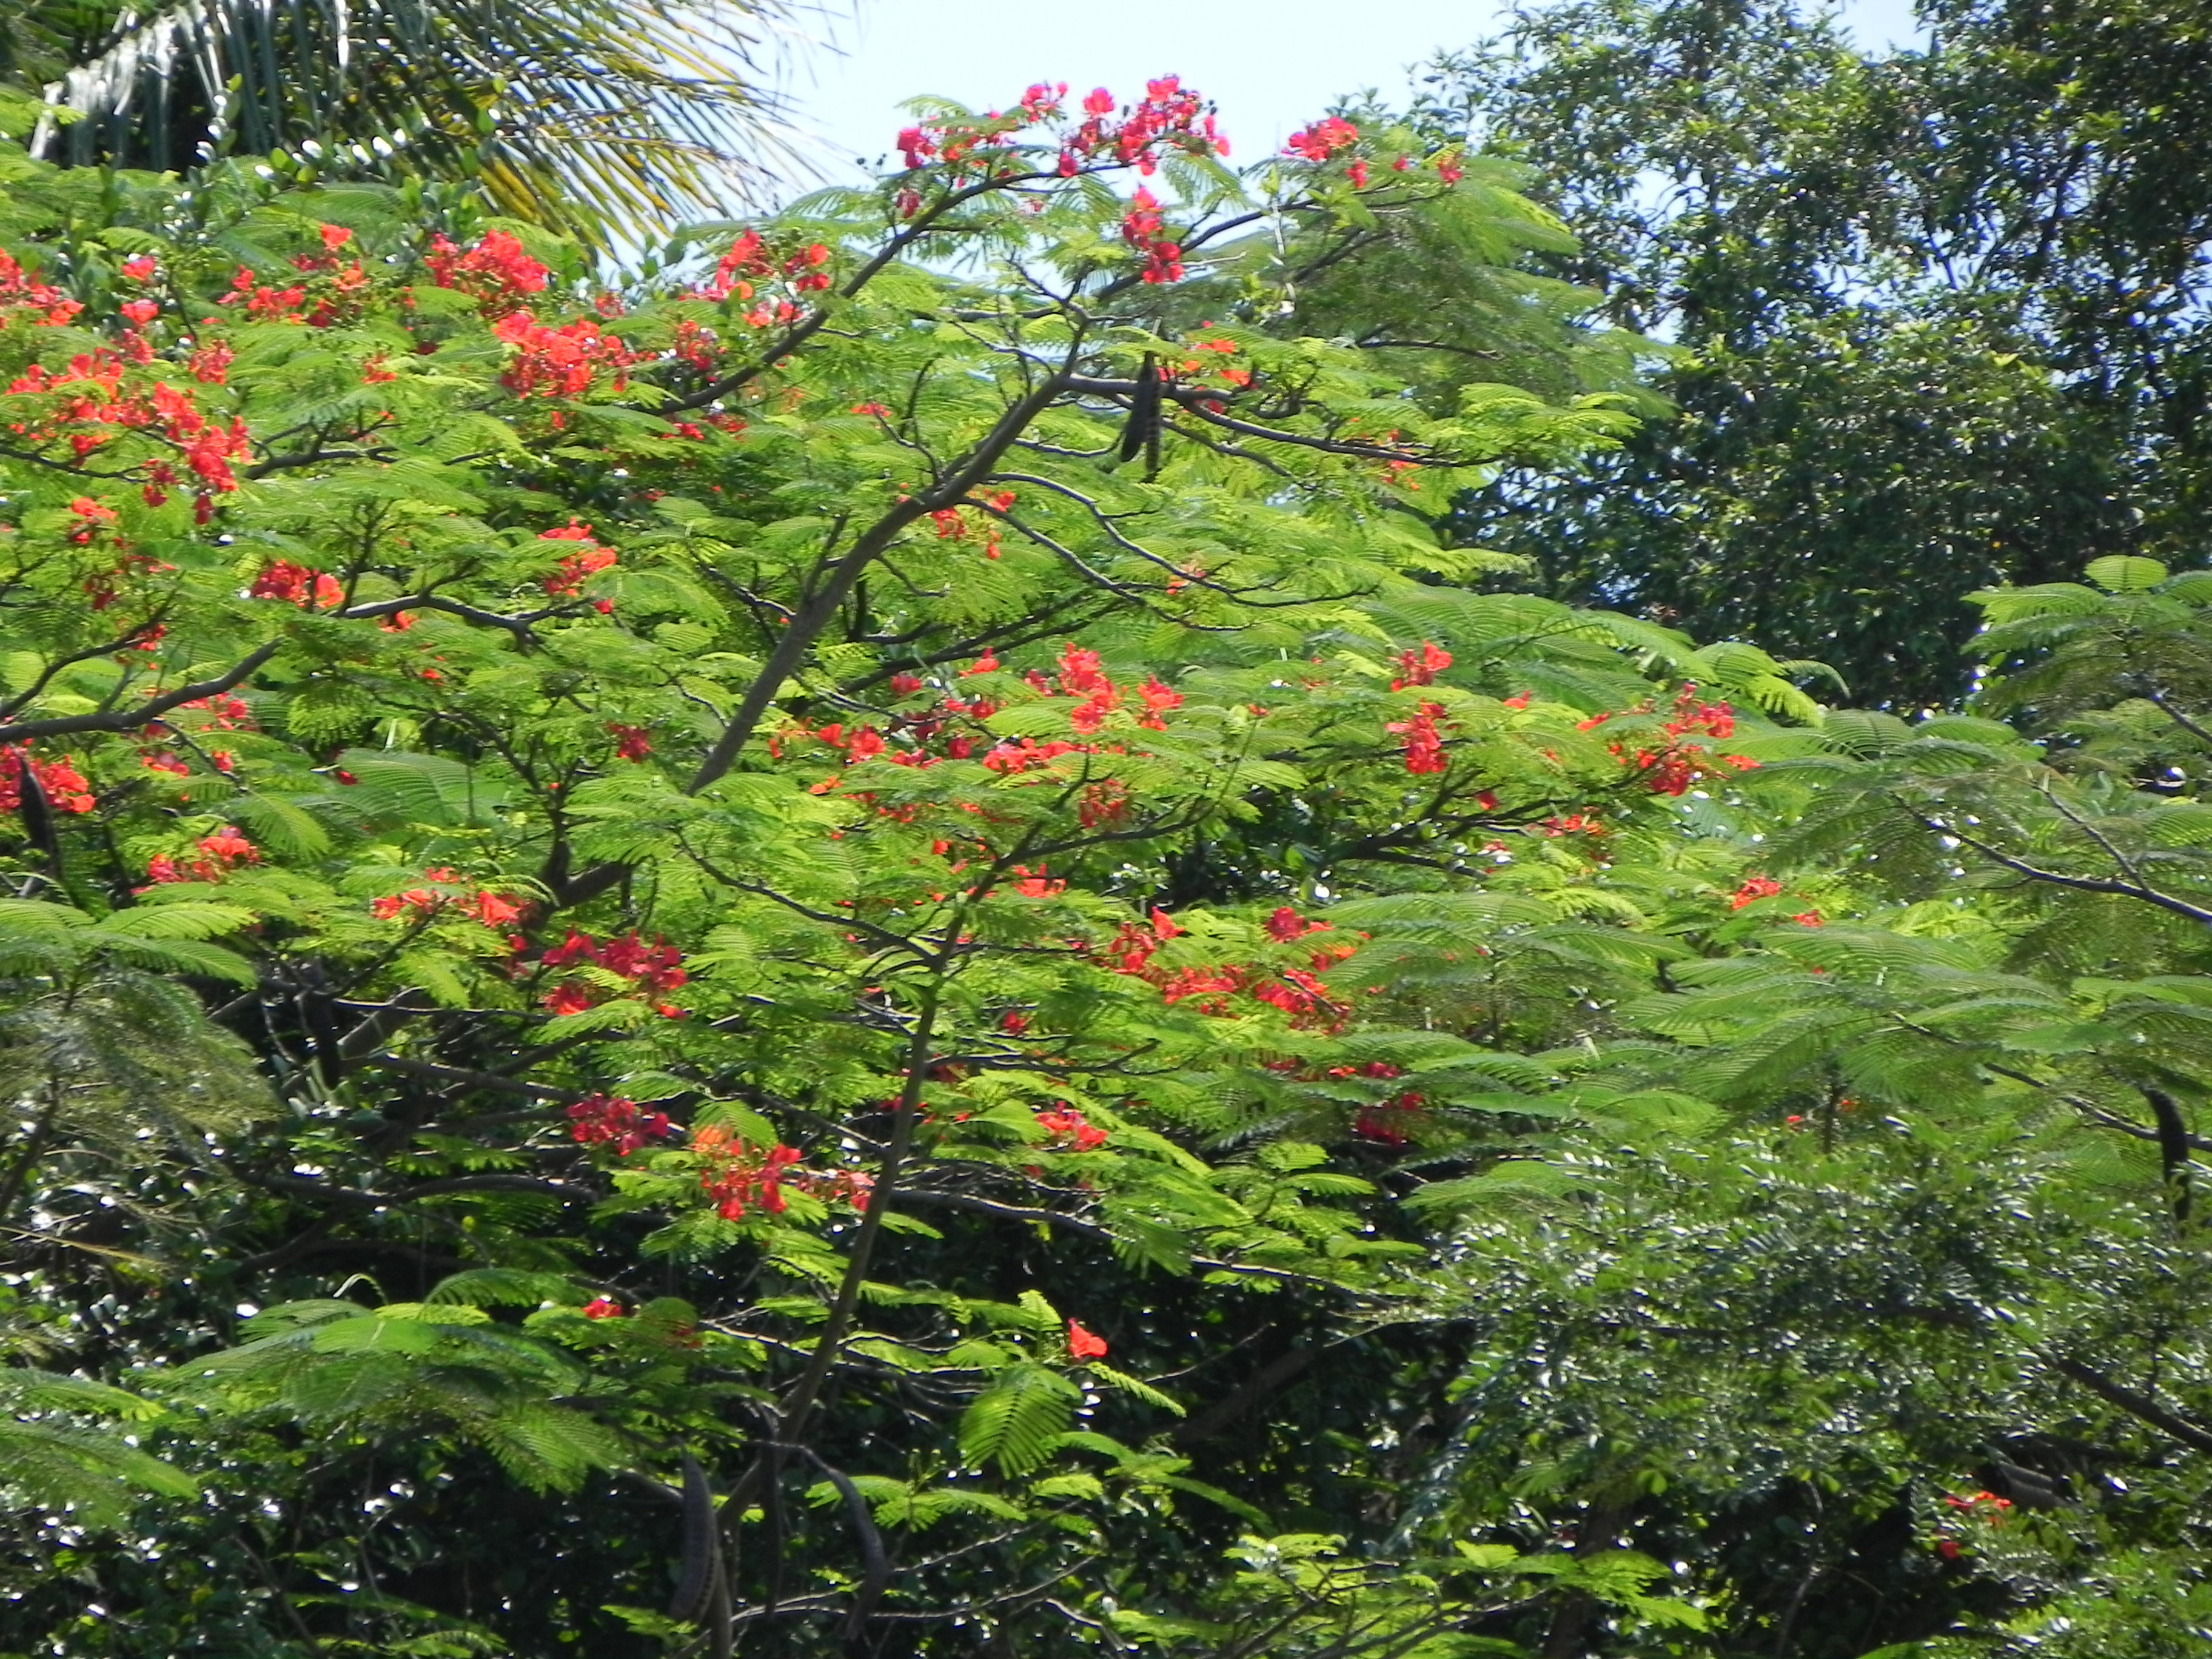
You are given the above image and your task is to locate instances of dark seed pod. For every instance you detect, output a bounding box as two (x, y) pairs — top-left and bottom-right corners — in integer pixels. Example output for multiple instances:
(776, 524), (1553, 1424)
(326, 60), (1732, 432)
(668, 1452), (718, 1623)
(16, 757), (56, 866)
(1119, 352), (1161, 464)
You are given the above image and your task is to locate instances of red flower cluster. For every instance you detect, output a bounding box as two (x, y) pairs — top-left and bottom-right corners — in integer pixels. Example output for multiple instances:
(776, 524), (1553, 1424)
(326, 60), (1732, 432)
(216, 265), (307, 322)
(183, 340), (232, 386)
(146, 826), (260, 885)
(424, 230), (550, 318)
(492, 310), (637, 399)
(1068, 76), (1225, 174)
(796, 645), (1179, 791)
(1121, 186), (1182, 283)
(1606, 686), (1758, 797)
(257, 229), (378, 328)
(1098, 905), (1355, 1029)
(785, 242), (832, 292)
(1285, 116), (1358, 161)
(7, 354), (249, 495)
(581, 1296), (624, 1319)
(0, 747), (94, 814)
(1067, 1320), (1109, 1361)
(608, 724), (652, 762)
(694, 1125), (803, 1219)
(1387, 702), (1449, 774)
(1391, 641), (1450, 690)
(925, 489), (1015, 557)
(707, 229), (773, 299)
(692, 1131), (872, 1218)
(372, 873), (522, 932)
(1167, 328), (1251, 393)
(176, 694), (252, 731)
(539, 522), (618, 601)
(1353, 1097), (1424, 1150)
(1011, 865), (1066, 897)
(1731, 875), (1783, 910)
(0, 249), (82, 327)
(694, 232), (827, 327)
(1078, 779), (1130, 828)
(66, 495), (116, 545)
(1943, 1489), (2014, 1518)
(532, 928), (688, 1017)
(250, 560), (344, 609)
(1099, 908), (1185, 971)
(568, 1093), (674, 1155)
(898, 74), (1224, 189)
(1044, 643), (1182, 734)
(1035, 1105), (1108, 1151)
(1264, 905), (1333, 943)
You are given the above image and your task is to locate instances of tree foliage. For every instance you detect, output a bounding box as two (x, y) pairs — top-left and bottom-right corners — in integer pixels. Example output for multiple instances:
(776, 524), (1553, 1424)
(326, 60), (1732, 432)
(1431, 0), (2212, 709)
(3, 54), (2212, 1659)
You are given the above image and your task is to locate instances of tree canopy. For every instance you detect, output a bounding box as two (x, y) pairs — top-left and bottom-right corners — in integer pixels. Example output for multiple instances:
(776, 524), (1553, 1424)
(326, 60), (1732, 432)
(1433, 0), (2212, 710)
(2, 36), (2212, 1659)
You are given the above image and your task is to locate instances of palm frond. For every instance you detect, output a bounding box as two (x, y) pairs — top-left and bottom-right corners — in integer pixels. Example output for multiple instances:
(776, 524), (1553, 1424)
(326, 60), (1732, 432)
(14, 0), (808, 243)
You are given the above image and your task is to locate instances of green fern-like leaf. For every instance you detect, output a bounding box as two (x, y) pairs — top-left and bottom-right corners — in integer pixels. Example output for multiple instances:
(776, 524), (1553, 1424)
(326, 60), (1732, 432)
(957, 1364), (1079, 1476)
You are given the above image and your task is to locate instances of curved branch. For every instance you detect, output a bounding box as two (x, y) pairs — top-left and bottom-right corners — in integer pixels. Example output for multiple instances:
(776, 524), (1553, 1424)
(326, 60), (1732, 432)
(0, 639), (281, 745)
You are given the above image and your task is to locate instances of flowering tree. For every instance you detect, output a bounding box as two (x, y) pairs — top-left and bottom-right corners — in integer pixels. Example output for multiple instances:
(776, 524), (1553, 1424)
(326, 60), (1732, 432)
(0, 82), (1848, 1655)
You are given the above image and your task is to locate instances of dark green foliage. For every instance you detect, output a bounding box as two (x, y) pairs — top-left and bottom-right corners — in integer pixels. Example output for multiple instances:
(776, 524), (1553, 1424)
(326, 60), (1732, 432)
(1430, 0), (2212, 708)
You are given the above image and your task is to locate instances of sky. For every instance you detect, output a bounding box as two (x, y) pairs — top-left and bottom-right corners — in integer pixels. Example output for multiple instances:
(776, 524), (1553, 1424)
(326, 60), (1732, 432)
(767, 0), (1925, 198)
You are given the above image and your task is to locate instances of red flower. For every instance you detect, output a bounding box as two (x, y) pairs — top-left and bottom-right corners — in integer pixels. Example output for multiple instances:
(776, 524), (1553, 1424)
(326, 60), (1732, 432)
(1285, 116), (1358, 161)
(1067, 1321), (1109, 1362)
(1036, 1106), (1107, 1151)
(1390, 642), (1450, 690)
(1387, 702), (1449, 774)
(492, 309), (637, 398)
(581, 1296), (624, 1319)
(1265, 906), (1330, 942)
(471, 890), (522, 928)
(424, 229), (549, 317)
(694, 1126), (805, 1219)
(197, 826), (258, 866)
(608, 723), (652, 762)
(0, 748), (95, 815)
(249, 561), (343, 609)
(1731, 876), (1784, 910)
(371, 888), (444, 920)
(540, 523), (620, 597)
(543, 983), (595, 1017)
(568, 1094), (673, 1155)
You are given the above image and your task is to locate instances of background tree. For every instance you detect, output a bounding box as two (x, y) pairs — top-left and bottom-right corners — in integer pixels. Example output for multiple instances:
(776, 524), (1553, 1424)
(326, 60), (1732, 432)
(0, 84), (1763, 1656)
(1429, 0), (2212, 710)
